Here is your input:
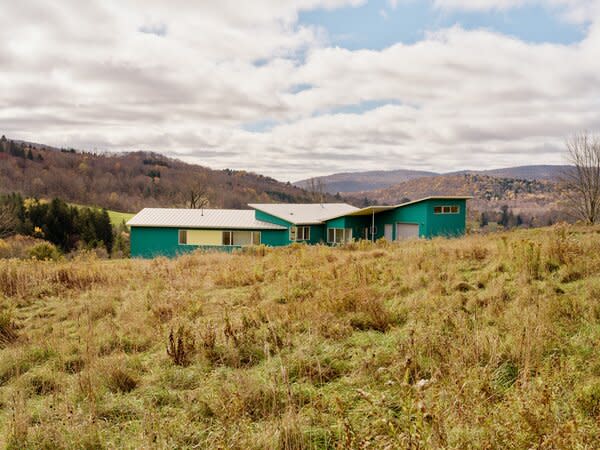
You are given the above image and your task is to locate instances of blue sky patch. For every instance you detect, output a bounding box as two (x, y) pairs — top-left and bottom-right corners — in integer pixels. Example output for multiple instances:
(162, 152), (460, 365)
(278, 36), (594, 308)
(319, 99), (402, 116)
(299, 0), (586, 50)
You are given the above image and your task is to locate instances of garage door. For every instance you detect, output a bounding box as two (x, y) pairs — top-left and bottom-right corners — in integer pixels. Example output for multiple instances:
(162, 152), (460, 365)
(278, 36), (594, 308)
(396, 223), (420, 240)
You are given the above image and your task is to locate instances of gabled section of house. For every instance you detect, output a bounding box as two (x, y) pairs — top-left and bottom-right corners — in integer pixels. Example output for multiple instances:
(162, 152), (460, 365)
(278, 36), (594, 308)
(128, 196), (472, 258)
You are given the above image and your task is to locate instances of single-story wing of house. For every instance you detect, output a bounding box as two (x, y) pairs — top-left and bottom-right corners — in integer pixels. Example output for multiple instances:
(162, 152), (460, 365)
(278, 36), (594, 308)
(127, 196), (472, 258)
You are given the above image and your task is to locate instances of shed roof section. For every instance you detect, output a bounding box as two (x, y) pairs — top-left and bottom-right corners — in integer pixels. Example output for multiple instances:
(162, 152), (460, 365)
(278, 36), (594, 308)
(248, 203), (359, 225)
(127, 208), (287, 230)
(322, 196), (473, 222)
(394, 196), (473, 208)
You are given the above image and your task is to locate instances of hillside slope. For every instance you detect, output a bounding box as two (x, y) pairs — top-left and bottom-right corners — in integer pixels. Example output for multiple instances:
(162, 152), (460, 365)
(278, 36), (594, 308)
(347, 173), (563, 217)
(295, 169), (437, 193)
(1, 226), (599, 448)
(0, 137), (328, 212)
(297, 165), (571, 194)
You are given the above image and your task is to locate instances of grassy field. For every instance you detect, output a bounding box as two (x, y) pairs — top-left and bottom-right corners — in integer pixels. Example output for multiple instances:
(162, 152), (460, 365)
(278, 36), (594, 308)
(106, 209), (134, 227)
(68, 203), (134, 226)
(1, 226), (600, 448)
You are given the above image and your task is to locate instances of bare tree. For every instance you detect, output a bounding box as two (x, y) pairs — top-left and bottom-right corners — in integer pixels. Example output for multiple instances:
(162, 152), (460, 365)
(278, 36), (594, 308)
(562, 132), (600, 224)
(308, 177), (325, 203)
(0, 205), (17, 238)
(188, 179), (210, 210)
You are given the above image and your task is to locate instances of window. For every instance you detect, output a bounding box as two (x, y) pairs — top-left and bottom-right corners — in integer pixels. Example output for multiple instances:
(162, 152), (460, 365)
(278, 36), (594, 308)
(363, 226), (377, 239)
(434, 205), (460, 215)
(222, 231), (261, 246)
(290, 226), (310, 241)
(178, 230), (187, 245)
(327, 228), (352, 244)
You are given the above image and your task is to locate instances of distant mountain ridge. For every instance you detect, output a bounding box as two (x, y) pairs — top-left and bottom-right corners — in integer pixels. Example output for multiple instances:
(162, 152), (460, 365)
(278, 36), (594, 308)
(295, 165), (572, 194)
(295, 169), (438, 193)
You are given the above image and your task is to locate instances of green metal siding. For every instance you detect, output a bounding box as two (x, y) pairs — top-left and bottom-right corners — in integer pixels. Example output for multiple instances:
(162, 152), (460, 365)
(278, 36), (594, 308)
(254, 210), (292, 228)
(427, 199), (467, 237)
(325, 216), (371, 242)
(130, 226), (288, 258)
(375, 202), (428, 239)
(374, 199), (467, 239)
(261, 229), (289, 247)
(253, 209), (326, 245)
(131, 227), (194, 258)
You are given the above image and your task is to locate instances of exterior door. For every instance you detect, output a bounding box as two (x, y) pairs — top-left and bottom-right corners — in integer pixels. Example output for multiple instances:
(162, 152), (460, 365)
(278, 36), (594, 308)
(384, 224), (393, 241)
(396, 223), (419, 240)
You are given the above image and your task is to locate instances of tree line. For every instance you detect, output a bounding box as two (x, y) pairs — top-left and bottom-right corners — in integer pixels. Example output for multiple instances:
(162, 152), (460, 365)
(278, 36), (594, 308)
(0, 135), (329, 213)
(0, 194), (116, 254)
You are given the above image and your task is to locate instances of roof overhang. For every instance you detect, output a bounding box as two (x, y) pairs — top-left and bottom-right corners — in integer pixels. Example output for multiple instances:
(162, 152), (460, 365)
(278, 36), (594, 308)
(127, 223), (286, 230)
(322, 196), (473, 222)
(248, 203), (359, 225)
(392, 195), (474, 208)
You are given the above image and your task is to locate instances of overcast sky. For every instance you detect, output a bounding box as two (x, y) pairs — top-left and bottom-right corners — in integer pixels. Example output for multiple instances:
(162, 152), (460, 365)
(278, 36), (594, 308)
(1, 0), (599, 181)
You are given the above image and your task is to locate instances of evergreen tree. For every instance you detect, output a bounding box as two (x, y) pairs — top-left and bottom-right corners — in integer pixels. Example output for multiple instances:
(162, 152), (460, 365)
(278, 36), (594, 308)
(9, 141), (25, 158)
(44, 199), (76, 251)
(95, 209), (114, 253)
(27, 149), (34, 160)
(480, 212), (489, 228)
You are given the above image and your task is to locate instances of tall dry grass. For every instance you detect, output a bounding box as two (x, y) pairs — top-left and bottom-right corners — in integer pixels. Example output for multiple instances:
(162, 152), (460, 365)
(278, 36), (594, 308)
(1, 225), (600, 448)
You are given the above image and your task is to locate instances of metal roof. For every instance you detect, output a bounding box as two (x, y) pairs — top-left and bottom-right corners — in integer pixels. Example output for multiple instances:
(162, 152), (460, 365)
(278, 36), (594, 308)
(322, 196), (473, 222)
(393, 195), (473, 208)
(127, 208), (287, 230)
(326, 205), (396, 219)
(248, 203), (359, 225)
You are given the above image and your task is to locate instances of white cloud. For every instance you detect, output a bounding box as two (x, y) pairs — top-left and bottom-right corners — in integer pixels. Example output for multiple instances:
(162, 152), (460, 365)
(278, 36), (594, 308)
(433, 0), (600, 24)
(1, 0), (599, 181)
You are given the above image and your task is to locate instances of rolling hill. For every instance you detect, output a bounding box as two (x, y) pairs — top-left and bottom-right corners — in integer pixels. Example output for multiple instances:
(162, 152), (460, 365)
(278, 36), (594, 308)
(296, 165), (572, 194)
(295, 169), (437, 193)
(0, 137), (332, 213)
(345, 173), (566, 224)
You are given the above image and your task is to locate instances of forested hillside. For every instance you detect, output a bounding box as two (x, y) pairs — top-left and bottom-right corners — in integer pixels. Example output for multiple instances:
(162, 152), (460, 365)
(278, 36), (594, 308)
(347, 173), (566, 226)
(0, 136), (329, 213)
(296, 165), (570, 194)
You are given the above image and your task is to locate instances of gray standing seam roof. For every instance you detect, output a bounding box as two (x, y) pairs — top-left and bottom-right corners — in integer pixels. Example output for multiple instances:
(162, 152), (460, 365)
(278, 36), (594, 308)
(127, 208), (287, 230)
(248, 203), (359, 225)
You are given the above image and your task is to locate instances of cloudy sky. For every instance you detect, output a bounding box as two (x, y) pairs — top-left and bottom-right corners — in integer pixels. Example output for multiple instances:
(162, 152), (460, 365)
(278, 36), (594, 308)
(1, 0), (599, 181)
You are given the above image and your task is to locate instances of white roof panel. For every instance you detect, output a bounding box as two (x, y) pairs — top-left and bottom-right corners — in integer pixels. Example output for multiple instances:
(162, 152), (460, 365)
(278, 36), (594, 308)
(127, 208), (287, 230)
(249, 203), (359, 225)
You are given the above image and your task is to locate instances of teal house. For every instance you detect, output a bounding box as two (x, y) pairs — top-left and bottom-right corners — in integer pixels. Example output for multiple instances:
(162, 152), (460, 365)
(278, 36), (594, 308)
(128, 196), (471, 258)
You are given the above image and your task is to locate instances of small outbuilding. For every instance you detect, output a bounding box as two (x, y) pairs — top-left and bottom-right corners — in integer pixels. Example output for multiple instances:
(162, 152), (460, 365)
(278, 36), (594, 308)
(127, 196), (471, 258)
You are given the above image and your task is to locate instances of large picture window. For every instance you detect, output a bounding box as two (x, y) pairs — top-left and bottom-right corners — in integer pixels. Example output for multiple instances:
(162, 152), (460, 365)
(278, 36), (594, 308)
(177, 229), (260, 246)
(327, 228), (352, 244)
(290, 226), (310, 241)
(222, 230), (261, 246)
(433, 205), (460, 215)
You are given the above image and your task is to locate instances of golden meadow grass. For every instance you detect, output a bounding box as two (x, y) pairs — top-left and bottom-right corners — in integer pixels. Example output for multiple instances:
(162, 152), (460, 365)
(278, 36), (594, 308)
(1, 225), (600, 448)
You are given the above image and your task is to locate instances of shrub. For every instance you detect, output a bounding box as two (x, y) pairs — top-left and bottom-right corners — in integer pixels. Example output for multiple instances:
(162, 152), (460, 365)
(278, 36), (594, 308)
(493, 360), (519, 392)
(105, 367), (138, 393)
(0, 310), (19, 347)
(167, 326), (196, 367)
(28, 242), (61, 261)
(62, 355), (85, 374)
(26, 372), (61, 396)
(576, 380), (600, 418)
